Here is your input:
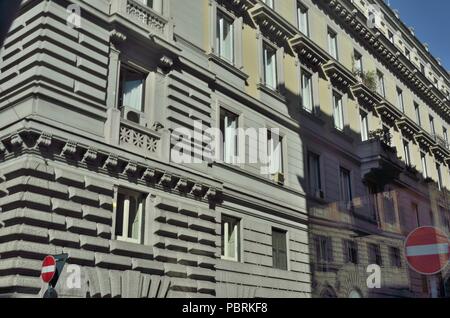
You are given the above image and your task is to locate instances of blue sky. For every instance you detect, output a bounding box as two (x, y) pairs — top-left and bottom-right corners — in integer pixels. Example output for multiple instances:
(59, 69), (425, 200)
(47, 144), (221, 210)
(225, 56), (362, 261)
(387, 0), (450, 71)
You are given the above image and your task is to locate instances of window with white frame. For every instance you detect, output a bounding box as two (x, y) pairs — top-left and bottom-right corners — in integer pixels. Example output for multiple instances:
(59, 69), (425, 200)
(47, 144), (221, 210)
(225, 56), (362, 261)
(216, 11), (234, 64)
(142, 0), (162, 13)
(414, 102), (421, 125)
(297, 2), (309, 36)
(377, 70), (385, 97)
(272, 228), (288, 270)
(339, 167), (352, 204)
(263, 0), (274, 9)
(220, 108), (238, 164)
(119, 66), (145, 112)
(360, 110), (369, 142)
(436, 163), (443, 190)
(263, 43), (278, 91)
(421, 152), (428, 179)
(301, 70), (313, 112)
(221, 215), (240, 261)
(307, 151), (322, 197)
(267, 130), (284, 176)
(403, 140), (411, 166)
(388, 30), (394, 43)
(115, 189), (145, 244)
(396, 87), (404, 112)
(333, 92), (344, 131)
(327, 28), (338, 60)
(354, 50), (363, 75)
(429, 115), (436, 136)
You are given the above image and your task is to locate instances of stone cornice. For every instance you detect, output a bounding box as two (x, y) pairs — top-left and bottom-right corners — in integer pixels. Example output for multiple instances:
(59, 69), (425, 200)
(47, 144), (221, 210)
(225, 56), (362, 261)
(351, 82), (382, 110)
(375, 101), (403, 126)
(289, 34), (331, 70)
(249, 3), (296, 52)
(0, 129), (223, 204)
(323, 60), (357, 95)
(318, 0), (450, 121)
(396, 116), (420, 141)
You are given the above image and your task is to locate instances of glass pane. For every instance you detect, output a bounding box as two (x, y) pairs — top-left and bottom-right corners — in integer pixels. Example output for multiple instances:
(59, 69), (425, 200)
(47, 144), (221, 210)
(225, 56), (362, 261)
(115, 193), (125, 237)
(121, 69), (144, 111)
(302, 73), (313, 112)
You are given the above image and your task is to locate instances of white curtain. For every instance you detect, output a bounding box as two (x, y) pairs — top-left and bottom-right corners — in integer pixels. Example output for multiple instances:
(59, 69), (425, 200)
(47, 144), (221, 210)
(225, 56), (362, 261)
(333, 95), (343, 130)
(328, 33), (337, 59)
(360, 113), (369, 141)
(224, 115), (237, 164)
(298, 8), (308, 35)
(123, 79), (143, 111)
(218, 14), (234, 63)
(302, 73), (313, 112)
(268, 134), (282, 174)
(264, 46), (277, 90)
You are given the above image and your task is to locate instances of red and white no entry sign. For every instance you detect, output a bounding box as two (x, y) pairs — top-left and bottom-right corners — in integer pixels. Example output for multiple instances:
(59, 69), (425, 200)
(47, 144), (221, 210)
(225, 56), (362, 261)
(41, 255), (56, 283)
(405, 226), (450, 275)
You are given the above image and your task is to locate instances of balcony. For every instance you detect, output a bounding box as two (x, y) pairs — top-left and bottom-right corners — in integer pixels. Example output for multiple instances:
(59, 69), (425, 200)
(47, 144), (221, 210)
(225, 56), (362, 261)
(249, 3), (296, 51)
(351, 80), (382, 110)
(414, 131), (436, 151)
(323, 61), (357, 94)
(375, 101), (403, 127)
(358, 130), (405, 185)
(290, 34), (331, 70)
(431, 134), (450, 161)
(396, 116), (420, 140)
(110, 0), (170, 37)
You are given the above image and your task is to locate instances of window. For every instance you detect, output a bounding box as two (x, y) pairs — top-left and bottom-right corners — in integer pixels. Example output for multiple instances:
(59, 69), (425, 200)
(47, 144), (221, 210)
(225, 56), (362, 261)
(119, 66), (145, 112)
(436, 163), (443, 190)
(414, 102), (421, 125)
(412, 203), (420, 227)
(301, 70), (313, 112)
(267, 130), (283, 176)
(421, 152), (428, 179)
(339, 167), (352, 203)
(344, 240), (358, 264)
(333, 92), (344, 131)
(263, 43), (277, 90)
(354, 50), (363, 75)
(420, 63), (425, 74)
(220, 109), (238, 164)
(263, 0), (274, 8)
(396, 88), (404, 112)
(368, 243), (382, 266)
(429, 115), (436, 136)
(388, 30), (394, 43)
(272, 229), (287, 270)
(315, 236), (333, 268)
(403, 140), (411, 166)
(367, 182), (379, 222)
(376, 70), (385, 97)
(307, 152), (322, 197)
(216, 11), (234, 63)
(405, 48), (411, 60)
(389, 247), (402, 268)
(143, 0), (162, 13)
(221, 215), (240, 261)
(360, 110), (369, 142)
(115, 189), (145, 244)
(443, 127), (448, 147)
(297, 2), (309, 36)
(327, 29), (338, 60)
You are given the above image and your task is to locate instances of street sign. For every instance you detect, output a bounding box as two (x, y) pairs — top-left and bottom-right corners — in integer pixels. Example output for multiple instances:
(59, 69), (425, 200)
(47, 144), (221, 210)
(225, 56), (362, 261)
(405, 226), (450, 275)
(41, 256), (56, 284)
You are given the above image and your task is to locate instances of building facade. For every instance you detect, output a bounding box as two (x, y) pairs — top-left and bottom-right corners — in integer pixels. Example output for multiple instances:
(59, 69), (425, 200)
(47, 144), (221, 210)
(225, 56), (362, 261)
(0, 0), (449, 298)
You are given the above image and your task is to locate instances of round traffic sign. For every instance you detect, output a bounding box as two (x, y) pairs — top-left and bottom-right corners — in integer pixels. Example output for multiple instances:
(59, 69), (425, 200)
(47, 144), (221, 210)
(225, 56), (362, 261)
(41, 255), (56, 283)
(405, 226), (450, 275)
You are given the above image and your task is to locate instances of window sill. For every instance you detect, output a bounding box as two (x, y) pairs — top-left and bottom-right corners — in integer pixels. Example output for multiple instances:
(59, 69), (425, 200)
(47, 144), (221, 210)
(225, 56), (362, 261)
(331, 127), (354, 143)
(257, 83), (287, 103)
(208, 53), (249, 82)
